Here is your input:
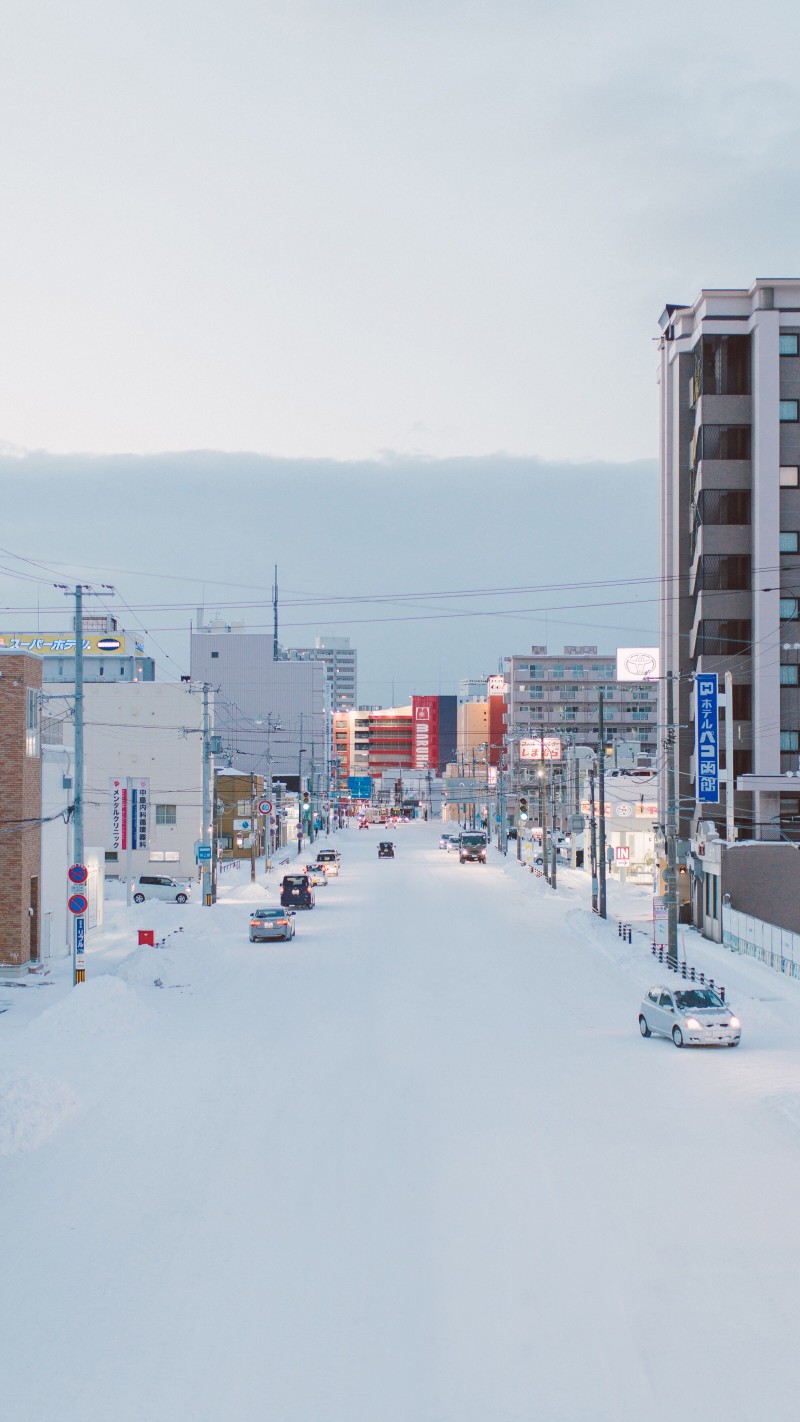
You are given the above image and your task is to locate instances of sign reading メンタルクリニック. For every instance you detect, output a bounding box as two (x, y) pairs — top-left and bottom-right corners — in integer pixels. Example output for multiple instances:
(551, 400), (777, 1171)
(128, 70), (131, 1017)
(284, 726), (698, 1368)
(696, 673), (720, 803)
(109, 778), (150, 850)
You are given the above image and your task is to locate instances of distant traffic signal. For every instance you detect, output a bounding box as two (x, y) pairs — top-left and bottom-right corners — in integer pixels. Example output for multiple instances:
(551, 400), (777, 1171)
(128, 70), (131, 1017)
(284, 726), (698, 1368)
(519, 795), (528, 821)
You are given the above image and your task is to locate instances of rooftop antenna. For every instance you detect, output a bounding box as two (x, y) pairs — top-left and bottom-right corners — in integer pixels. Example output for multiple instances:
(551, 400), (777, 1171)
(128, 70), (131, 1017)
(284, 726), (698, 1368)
(272, 564), (279, 661)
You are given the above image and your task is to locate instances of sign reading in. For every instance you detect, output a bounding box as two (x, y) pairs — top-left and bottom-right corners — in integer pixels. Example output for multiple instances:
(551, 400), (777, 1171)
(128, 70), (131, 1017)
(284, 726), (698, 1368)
(520, 737), (563, 761)
(615, 845), (631, 863)
(696, 673), (720, 803)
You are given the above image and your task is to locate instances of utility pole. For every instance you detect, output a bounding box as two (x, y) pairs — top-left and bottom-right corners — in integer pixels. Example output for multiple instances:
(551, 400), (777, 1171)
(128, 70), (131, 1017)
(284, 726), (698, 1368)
(725, 669), (735, 845)
(589, 764), (598, 912)
(250, 772), (257, 882)
(666, 672), (679, 967)
(201, 682), (213, 906)
(598, 689), (607, 918)
(73, 585), (86, 984)
(540, 770), (548, 882)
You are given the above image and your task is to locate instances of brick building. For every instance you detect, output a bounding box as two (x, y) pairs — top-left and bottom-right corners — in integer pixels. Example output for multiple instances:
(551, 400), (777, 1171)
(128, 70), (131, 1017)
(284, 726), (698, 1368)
(0, 651), (43, 971)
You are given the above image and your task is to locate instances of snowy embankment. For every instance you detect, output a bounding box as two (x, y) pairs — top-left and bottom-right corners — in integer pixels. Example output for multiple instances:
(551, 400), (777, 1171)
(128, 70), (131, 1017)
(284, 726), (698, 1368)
(3, 824), (800, 1422)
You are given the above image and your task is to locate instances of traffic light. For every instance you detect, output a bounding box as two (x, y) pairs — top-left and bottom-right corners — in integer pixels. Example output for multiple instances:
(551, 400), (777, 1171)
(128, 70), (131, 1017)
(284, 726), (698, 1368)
(303, 791), (310, 815)
(519, 795), (529, 822)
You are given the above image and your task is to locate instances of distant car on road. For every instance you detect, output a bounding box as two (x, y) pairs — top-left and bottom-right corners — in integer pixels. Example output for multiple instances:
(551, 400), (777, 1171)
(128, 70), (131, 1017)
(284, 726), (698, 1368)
(280, 874), (315, 909)
(133, 875), (190, 904)
(249, 908), (296, 942)
(302, 864), (329, 886)
(378, 841), (395, 858)
(315, 850), (340, 876)
(639, 984), (741, 1048)
(459, 832), (487, 864)
(439, 833), (459, 851)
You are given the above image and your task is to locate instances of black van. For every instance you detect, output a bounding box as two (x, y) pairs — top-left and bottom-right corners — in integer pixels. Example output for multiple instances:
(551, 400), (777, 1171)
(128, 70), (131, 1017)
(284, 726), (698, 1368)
(280, 874), (315, 909)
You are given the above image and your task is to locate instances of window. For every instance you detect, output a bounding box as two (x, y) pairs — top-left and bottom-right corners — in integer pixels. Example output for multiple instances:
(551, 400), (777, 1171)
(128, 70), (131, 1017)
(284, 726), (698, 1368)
(732, 684), (752, 720)
(697, 424), (751, 459)
(781, 732), (799, 753)
(780, 531), (799, 554)
(211, 651), (219, 659)
(149, 850), (180, 862)
(25, 688), (39, 757)
(781, 597), (799, 620)
(105, 851), (119, 862)
(697, 489), (751, 525)
(781, 664), (799, 686)
(780, 400), (799, 422)
(780, 466), (799, 487)
(567, 665), (584, 677)
(697, 619), (752, 656)
(780, 333), (799, 356)
(155, 804), (177, 825)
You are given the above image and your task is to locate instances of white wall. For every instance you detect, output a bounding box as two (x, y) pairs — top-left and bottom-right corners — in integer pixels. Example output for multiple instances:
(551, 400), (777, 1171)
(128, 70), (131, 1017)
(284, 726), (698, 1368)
(49, 683), (206, 882)
(40, 744), (74, 959)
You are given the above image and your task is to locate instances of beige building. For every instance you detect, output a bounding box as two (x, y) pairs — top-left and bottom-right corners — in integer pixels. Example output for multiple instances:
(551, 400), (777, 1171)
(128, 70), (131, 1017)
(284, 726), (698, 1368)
(456, 700), (489, 770)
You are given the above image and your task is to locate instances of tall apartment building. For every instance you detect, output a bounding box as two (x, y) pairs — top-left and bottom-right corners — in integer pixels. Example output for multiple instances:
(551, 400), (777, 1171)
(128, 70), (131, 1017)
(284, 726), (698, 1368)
(286, 636), (357, 711)
(658, 279), (800, 843)
(503, 646), (658, 759)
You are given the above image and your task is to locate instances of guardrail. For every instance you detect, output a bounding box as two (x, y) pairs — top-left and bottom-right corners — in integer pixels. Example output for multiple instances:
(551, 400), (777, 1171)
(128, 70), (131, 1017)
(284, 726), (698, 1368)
(650, 942), (725, 1000)
(722, 905), (800, 981)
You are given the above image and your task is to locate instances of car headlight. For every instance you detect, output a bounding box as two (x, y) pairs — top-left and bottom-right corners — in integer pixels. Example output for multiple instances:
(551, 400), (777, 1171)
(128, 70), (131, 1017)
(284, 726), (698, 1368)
(684, 1017), (701, 1029)
(729, 1016), (741, 1029)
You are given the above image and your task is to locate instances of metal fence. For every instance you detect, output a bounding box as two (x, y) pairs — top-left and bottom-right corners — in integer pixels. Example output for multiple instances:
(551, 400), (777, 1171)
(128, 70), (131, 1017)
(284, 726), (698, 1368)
(722, 905), (800, 980)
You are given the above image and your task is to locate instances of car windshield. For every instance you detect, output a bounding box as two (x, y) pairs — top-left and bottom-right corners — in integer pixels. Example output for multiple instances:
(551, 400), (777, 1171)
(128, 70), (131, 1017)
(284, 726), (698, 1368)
(674, 988), (724, 1010)
(284, 877), (306, 886)
(461, 835), (485, 846)
(255, 910), (282, 919)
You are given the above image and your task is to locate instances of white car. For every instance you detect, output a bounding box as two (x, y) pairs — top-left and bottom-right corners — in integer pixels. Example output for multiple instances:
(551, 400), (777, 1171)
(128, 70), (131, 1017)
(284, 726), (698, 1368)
(303, 864), (329, 886)
(132, 874), (191, 904)
(639, 984), (741, 1048)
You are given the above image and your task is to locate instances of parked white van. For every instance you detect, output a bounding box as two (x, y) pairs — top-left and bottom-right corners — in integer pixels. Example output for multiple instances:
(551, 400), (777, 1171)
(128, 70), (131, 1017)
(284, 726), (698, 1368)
(132, 875), (191, 904)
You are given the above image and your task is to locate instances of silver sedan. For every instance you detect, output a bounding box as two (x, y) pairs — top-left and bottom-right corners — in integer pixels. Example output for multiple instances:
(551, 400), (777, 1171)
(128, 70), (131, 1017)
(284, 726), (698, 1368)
(249, 908), (296, 942)
(639, 984), (741, 1048)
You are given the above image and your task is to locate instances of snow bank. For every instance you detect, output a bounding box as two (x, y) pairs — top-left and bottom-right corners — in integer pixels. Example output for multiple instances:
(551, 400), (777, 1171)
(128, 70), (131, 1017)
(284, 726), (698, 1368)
(26, 973), (147, 1042)
(0, 1070), (78, 1156)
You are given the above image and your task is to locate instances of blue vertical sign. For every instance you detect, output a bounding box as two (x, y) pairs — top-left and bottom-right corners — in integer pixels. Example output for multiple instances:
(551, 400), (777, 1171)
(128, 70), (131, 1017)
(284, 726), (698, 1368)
(696, 673), (719, 802)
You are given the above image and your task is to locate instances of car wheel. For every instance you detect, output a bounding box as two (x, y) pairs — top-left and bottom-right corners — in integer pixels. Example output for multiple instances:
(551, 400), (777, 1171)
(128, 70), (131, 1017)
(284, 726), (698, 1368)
(639, 1015), (651, 1038)
(176, 893), (188, 903)
(728, 1040), (740, 1048)
(249, 935), (256, 942)
(133, 893), (145, 903)
(672, 1025), (684, 1048)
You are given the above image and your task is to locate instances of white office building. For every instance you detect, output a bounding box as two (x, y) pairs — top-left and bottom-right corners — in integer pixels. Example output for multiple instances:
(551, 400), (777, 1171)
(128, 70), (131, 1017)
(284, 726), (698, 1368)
(658, 278), (800, 845)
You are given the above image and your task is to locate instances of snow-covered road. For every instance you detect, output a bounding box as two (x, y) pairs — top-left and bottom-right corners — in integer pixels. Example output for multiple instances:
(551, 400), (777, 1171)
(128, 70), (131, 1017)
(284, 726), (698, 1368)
(4, 822), (800, 1421)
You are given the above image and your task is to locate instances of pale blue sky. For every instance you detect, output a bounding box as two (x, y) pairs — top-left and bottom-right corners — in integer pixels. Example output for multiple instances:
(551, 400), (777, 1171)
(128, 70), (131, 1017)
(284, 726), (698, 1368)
(3, 0), (800, 461)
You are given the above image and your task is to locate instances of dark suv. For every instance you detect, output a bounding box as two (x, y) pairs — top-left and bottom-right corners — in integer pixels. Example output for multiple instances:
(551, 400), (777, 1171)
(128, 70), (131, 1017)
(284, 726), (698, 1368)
(459, 832), (487, 864)
(280, 874), (316, 909)
(378, 841), (395, 858)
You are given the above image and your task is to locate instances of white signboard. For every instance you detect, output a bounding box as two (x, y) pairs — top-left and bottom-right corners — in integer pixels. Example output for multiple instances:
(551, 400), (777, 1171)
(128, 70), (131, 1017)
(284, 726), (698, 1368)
(616, 647), (659, 682)
(615, 845), (631, 863)
(520, 737), (563, 761)
(487, 675), (507, 696)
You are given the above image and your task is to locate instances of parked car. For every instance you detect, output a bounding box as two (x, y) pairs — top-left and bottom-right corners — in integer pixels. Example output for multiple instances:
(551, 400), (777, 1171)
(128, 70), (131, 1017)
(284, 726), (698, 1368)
(378, 841), (395, 858)
(280, 874), (315, 909)
(639, 984), (741, 1048)
(316, 850), (340, 876)
(459, 832), (487, 864)
(249, 908), (296, 942)
(132, 875), (191, 904)
(303, 864), (329, 886)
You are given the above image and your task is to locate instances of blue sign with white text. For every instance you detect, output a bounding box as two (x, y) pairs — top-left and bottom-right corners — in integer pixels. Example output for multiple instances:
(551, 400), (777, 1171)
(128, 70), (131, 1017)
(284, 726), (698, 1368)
(696, 673), (719, 803)
(347, 776), (373, 799)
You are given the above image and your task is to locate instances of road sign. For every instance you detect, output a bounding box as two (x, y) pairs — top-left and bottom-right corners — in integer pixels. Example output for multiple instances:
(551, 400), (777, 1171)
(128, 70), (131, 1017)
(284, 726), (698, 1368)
(258, 800), (273, 816)
(68, 863), (88, 885)
(196, 845), (212, 862)
(68, 893), (89, 915)
(571, 814), (585, 833)
(615, 845), (631, 863)
(233, 818), (252, 832)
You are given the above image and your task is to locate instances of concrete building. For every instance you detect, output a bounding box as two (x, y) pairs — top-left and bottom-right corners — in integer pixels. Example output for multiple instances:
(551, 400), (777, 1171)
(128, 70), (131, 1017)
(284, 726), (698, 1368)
(0, 616), (154, 684)
(190, 628), (329, 788)
(47, 682), (207, 882)
(503, 646), (658, 758)
(332, 695), (457, 791)
(658, 279), (800, 846)
(286, 636), (357, 712)
(458, 677), (489, 702)
(0, 651), (43, 971)
(456, 699), (489, 769)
